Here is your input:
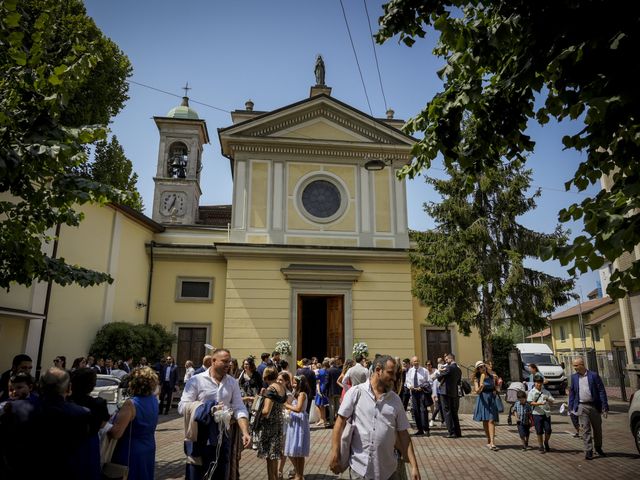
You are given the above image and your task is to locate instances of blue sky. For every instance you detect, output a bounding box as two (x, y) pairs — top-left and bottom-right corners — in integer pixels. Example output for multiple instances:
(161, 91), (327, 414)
(84, 0), (600, 311)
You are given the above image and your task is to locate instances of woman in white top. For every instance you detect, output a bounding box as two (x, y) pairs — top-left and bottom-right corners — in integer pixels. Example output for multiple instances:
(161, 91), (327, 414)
(183, 360), (195, 384)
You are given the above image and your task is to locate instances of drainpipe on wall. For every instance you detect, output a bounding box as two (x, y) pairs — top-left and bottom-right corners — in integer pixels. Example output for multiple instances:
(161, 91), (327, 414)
(145, 241), (155, 325)
(35, 223), (61, 380)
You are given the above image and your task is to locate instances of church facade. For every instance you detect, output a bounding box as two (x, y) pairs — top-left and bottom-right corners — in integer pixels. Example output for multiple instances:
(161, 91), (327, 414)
(0, 80), (482, 375)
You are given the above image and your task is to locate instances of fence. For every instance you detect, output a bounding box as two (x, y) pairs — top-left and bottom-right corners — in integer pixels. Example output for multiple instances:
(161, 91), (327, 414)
(556, 350), (630, 399)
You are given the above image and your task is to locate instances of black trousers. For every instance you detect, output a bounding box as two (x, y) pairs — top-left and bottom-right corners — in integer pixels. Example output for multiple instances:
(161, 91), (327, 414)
(159, 381), (174, 413)
(442, 394), (461, 436)
(410, 390), (430, 433)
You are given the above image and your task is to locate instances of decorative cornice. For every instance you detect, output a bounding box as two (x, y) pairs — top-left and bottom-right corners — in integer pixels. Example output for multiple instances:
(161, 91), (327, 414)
(248, 107), (391, 143)
(229, 143), (412, 161)
(281, 264), (363, 283)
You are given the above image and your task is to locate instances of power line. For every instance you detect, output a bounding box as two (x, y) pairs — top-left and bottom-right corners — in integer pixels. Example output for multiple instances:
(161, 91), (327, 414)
(362, 0), (388, 112)
(127, 79), (230, 113)
(338, 0), (373, 116)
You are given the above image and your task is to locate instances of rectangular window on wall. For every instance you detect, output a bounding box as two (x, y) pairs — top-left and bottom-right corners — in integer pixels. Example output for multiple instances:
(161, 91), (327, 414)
(593, 326), (600, 342)
(559, 325), (566, 342)
(176, 277), (214, 302)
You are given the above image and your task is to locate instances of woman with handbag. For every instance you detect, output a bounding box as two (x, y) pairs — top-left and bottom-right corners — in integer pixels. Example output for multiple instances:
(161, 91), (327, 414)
(255, 366), (287, 480)
(108, 367), (159, 479)
(472, 361), (499, 451)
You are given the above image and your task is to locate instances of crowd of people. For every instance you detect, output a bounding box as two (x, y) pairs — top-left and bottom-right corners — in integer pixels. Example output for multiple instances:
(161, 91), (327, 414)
(0, 347), (610, 479)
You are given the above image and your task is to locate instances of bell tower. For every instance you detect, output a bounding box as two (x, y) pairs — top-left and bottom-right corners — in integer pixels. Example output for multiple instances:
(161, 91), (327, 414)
(152, 88), (209, 224)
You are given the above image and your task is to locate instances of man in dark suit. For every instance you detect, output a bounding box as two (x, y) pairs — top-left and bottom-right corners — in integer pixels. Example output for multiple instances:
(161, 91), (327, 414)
(568, 356), (609, 460)
(325, 358), (343, 427)
(159, 356), (178, 414)
(122, 356), (133, 374)
(296, 358), (317, 414)
(438, 353), (462, 438)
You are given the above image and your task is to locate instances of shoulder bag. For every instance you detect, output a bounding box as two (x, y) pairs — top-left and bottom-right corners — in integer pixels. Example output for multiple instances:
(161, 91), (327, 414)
(338, 386), (363, 473)
(101, 417), (132, 480)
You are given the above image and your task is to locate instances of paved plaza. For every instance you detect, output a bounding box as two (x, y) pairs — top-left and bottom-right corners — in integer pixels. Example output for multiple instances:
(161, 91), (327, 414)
(155, 397), (638, 480)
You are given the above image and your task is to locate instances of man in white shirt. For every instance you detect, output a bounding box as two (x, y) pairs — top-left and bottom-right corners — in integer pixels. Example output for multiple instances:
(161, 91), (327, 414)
(343, 354), (369, 387)
(405, 356), (432, 436)
(330, 355), (421, 480)
(179, 348), (251, 478)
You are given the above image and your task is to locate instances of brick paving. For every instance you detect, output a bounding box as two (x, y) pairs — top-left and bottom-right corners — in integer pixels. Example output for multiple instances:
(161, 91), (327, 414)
(155, 398), (639, 480)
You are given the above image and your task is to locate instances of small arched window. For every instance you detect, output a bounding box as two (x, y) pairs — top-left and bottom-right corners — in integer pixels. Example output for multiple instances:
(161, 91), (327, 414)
(168, 142), (188, 178)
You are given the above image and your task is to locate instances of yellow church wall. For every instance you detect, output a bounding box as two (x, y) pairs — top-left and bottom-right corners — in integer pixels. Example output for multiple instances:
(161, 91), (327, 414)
(111, 215), (154, 325)
(42, 204), (114, 366)
(0, 284), (32, 312)
(324, 165), (356, 193)
(374, 170), (391, 232)
(150, 257), (228, 350)
(411, 293), (482, 369)
(249, 161), (269, 229)
(352, 260), (414, 360)
(288, 163), (317, 194)
(286, 236), (357, 247)
(0, 315), (28, 371)
(324, 203), (356, 232)
(287, 199), (315, 231)
(223, 258), (290, 359)
(279, 121), (365, 142)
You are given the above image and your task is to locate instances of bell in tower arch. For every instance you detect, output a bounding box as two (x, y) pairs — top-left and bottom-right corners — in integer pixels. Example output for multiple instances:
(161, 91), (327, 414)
(168, 141), (188, 178)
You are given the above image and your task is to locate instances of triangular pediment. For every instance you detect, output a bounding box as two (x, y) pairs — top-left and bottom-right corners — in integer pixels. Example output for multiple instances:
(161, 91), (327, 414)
(219, 94), (416, 152)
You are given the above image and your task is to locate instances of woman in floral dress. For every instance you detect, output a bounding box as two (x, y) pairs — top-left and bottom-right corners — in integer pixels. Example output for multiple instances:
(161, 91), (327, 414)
(255, 366), (287, 480)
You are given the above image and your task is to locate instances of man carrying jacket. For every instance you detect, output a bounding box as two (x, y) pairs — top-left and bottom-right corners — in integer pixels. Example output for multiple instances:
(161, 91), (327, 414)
(568, 356), (609, 460)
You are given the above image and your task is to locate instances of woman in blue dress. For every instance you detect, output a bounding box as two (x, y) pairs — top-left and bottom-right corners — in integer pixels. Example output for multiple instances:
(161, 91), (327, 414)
(284, 375), (311, 480)
(472, 361), (499, 451)
(109, 367), (159, 479)
(313, 359), (329, 427)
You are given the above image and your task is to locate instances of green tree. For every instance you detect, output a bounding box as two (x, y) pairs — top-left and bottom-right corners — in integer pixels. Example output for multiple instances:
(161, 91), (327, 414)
(91, 136), (144, 212)
(411, 155), (574, 360)
(0, 0), (132, 289)
(376, 0), (640, 298)
(89, 322), (176, 364)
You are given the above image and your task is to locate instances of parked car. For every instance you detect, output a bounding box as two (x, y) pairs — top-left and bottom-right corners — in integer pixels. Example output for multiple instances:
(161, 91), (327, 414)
(629, 389), (640, 454)
(90, 374), (124, 415)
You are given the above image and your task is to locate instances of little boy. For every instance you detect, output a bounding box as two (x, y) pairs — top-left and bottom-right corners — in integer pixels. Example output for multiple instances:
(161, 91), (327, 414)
(528, 373), (555, 454)
(513, 390), (533, 450)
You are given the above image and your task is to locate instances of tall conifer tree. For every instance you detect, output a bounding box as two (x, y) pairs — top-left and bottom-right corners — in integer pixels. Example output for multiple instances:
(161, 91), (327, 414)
(412, 156), (574, 360)
(91, 136), (143, 212)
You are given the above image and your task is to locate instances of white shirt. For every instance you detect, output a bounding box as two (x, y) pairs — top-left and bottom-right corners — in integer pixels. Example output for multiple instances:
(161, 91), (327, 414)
(165, 365), (172, 382)
(405, 366), (430, 390)
(578, 372), (593, 402)
(338, 381), (410, 480)
(178, 370), (249, 420)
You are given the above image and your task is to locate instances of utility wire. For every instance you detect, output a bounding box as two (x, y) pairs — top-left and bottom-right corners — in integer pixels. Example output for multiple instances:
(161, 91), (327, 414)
(127, 79), (230, 113)
(362, 0), (388, 112)
(338, 0), (373, 116)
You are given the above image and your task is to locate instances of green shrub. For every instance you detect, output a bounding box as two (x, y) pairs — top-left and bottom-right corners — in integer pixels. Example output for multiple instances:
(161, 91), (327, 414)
(89, 322), (176, 363)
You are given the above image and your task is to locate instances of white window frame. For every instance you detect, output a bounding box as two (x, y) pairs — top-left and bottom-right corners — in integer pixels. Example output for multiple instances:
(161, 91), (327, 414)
(175, 277), (214, 303)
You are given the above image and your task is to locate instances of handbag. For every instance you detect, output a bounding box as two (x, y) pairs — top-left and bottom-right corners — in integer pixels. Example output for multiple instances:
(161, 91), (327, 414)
(338, 387), (362, 473)
(101, 408), (133, 480)
(249, 394), (265, 433)
(495, 393), (504, 413)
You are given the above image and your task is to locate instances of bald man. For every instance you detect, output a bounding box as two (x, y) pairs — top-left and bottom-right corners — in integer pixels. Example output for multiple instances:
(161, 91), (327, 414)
(568, 357), (608, 460)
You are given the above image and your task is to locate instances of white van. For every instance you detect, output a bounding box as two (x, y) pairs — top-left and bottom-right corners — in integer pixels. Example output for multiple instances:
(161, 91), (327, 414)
(515, 343), (567, 394)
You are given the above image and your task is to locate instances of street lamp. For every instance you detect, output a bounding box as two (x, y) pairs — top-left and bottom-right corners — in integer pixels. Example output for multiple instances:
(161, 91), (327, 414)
(364, 158), (388, 171)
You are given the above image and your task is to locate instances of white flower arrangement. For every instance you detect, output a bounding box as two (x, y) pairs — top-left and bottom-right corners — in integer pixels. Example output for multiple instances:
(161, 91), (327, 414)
(352, 341), (368, 358)
(274, 339), (292, 356)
